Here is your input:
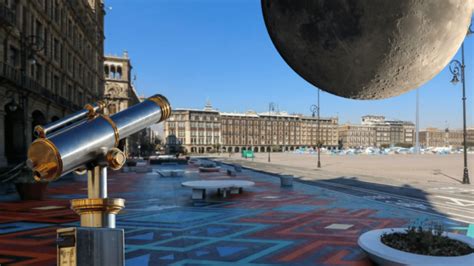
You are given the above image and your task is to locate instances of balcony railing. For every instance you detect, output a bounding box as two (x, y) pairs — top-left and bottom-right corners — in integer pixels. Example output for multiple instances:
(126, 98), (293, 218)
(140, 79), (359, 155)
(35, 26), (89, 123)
(0, 2), (16, 28)
(0, 62), (81, 111)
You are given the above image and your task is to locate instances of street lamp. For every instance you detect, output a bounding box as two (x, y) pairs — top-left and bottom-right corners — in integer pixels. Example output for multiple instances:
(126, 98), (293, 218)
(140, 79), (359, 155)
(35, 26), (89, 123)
(448, 23), (472, 185)
(268, 102), (275, 162)
(310, 89), (321, 168)
(310, 104), (318, 149)
(20, 35), (44, 71)
(415, 89), (420, 154)
(5, 90), (19, 112)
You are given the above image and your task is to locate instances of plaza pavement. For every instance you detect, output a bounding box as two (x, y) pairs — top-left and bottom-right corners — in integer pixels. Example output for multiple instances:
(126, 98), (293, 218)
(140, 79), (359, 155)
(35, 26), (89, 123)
(0, 159), (471, 265)
(215, 152), (474, 225)
(217, 153), (474, 186)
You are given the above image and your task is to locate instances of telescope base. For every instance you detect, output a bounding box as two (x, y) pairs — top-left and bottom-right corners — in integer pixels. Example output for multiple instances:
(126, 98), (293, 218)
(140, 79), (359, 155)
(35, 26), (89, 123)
(71, 198), (125, 228)
(57, 227), (124, 266)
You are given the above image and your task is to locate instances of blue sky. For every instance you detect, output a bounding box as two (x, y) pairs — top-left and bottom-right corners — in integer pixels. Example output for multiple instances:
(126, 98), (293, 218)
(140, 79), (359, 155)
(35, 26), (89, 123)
(104, 0), (473, 129)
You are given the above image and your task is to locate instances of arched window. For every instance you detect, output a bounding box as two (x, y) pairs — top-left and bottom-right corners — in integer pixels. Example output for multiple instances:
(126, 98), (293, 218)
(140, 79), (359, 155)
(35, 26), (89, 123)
(104, 65), (109, 77)
(116, 66), (122, 79)
(5, 103), (26, 163)
(110, 65), (116, 79)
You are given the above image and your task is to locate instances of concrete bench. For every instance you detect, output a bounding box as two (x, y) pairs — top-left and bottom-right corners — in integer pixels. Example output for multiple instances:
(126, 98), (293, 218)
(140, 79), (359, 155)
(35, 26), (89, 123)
(156, 169), (184, 177)
(188, 159), (200, 165)
(181, 180), (255, 200)
(198, 166), (221, 173)
(135, 167), (152, 173)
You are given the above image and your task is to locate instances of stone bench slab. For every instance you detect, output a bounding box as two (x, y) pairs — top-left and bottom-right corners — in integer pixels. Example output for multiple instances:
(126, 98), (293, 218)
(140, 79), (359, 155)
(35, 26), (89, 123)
(182, 180), (255, 200)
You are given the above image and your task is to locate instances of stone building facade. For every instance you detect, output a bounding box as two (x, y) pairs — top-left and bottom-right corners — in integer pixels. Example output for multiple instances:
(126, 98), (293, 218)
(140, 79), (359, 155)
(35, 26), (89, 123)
(103, 52), (138, 115)
(385, 120), (414, 146)
(339, 116), (414, 148)
(0, 0), (105, 166)
(164, 103), (339, 154)
(103, 53), (144, 156)
(419, 128), (474, 148)
(338, 124), (376, 148)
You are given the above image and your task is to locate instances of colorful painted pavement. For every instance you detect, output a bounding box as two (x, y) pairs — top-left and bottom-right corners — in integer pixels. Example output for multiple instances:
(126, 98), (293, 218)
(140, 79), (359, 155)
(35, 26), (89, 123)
(0, 160), (470, 265)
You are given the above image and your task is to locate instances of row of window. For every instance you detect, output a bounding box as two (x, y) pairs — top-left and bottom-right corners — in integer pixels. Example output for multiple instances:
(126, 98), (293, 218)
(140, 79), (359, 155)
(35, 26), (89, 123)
(190, 137), (220, 145)
(223, 120), (334, 126)
(104, 64), (124, 80)
(190, 131), (219, 137)
(171, 114), (337, 126)
(222, 140), (338, 146)
(190, 115), (219, 121)
(7, 46), (91, 106)
(23, 1), (100, 77)
(6, 1), (101, 106)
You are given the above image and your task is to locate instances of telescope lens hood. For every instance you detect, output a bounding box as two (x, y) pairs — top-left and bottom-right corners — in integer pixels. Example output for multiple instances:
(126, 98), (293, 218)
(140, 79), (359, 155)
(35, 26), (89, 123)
(147, 94), (172, 122)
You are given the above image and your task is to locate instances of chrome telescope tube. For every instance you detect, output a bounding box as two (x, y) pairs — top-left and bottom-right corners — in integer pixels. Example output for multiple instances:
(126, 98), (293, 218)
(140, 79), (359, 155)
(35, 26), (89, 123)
(27, 95), (171, 181)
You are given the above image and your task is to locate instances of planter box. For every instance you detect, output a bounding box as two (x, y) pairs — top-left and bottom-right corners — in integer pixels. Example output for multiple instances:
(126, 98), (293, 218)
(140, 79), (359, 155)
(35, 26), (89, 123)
(280, 175), (294, 187)
(126, 161), (138, 167)
(15, 183), (48, 200)
(358, 228), (474, 266)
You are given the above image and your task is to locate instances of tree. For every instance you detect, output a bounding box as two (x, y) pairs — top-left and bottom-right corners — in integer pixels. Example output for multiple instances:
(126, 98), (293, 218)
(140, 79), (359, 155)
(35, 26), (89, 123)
(272, 145), (282, 152)
(395, 143), (413, 148)
(213, 143), (221, 154)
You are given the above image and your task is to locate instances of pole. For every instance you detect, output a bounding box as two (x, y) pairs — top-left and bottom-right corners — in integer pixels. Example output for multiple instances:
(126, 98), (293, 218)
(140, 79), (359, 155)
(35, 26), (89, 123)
(461, 43), (470, 184)
(317, 89), (321, 168)
(415, 89), (420, 154)
(268, 103), (271, 163)
(84, 166), (118, 228)
(88, 166), (108, 199)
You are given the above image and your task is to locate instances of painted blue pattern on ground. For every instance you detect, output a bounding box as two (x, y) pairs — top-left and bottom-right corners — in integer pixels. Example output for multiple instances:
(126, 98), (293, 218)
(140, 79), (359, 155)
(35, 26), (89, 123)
(0, 222), (53, 234)
(274, 204), (321, 213)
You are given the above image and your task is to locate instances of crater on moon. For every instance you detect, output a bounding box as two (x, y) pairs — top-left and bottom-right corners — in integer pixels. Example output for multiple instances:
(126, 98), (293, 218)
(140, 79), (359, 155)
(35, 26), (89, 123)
(262, 0), (473, 99)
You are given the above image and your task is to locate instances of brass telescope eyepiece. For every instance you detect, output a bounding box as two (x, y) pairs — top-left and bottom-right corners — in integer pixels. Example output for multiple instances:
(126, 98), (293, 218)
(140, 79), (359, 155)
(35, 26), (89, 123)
(28, 138), (63, 181)
(27, 94), (172, 181)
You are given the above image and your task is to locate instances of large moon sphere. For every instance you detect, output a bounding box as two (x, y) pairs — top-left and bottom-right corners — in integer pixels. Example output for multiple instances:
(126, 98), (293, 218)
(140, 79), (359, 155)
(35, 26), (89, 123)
(262, 0), (473, 99)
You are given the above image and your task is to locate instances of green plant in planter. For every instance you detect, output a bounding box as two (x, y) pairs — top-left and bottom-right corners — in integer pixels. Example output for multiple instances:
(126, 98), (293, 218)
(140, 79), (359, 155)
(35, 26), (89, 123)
(381, 219), (474, 256)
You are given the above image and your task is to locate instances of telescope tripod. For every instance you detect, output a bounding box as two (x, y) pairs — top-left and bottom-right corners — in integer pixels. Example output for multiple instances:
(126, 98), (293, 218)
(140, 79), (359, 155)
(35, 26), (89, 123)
(26, 94), (171, 266)
(57, 165), (125, 266)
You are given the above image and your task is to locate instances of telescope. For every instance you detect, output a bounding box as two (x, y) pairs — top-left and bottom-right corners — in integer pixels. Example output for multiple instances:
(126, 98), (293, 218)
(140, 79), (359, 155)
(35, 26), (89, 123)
(27, 94), (171, 266)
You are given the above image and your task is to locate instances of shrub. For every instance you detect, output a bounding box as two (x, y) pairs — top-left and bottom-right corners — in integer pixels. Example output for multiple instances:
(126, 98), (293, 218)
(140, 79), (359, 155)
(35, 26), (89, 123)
(381, 222), (474, 256)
